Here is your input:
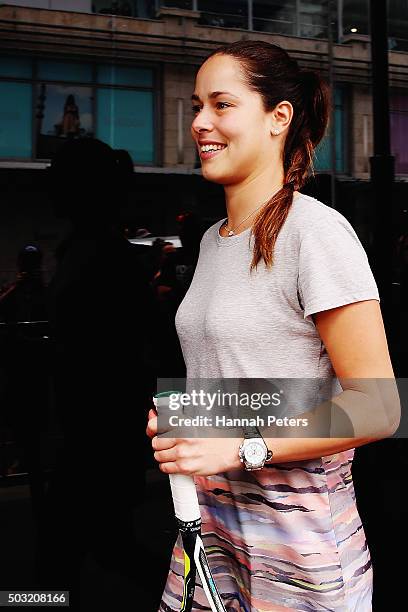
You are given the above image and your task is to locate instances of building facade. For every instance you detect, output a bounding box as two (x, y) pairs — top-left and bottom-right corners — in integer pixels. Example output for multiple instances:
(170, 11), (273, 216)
(0, 1), (407, 281)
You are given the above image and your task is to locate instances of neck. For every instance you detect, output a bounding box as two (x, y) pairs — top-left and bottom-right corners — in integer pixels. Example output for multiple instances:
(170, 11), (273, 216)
(223, 168), (285, 231)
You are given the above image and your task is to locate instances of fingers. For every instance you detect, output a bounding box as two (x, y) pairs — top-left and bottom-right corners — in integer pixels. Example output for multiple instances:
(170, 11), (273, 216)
(152, 438), (195, 474)
(146, 414), (157, 438)
(154, 447), (177, 464)
(152, 436), (177, 451)
(159, 462), (187, 474)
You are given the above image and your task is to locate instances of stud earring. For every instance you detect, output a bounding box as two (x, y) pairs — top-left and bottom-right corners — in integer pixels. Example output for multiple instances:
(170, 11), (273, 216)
(271, 128), (281, 136)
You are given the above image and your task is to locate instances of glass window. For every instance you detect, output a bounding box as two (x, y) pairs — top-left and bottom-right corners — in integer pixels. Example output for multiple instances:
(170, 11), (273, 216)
(37, 60), (93, 83)
(92, 0), (155, 17)
(35, 84), (94, 160)
(96, 89), (154, 163)
(299, 0), (328, 39)
(0, 56), (32, 79)
(0, 54), (156, 164)
(314, 87), (347, 173)
(198, 0), (248, 29)
(159, 1), (193, 8)
(0, 82), (32, 158)
(253, 1), (296, 35)
(341, 0), (369, 38)
(389, 0), (408, 51)
(97, 64), (153, 87)
(390, 91), (408, 174)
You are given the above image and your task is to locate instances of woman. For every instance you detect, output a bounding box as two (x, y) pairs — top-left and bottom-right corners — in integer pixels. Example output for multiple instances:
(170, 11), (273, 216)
(147, 40), (399, 611)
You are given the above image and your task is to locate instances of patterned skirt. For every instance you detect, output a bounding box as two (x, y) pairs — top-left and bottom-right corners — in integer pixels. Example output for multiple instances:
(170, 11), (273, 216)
(159, 450), (372, 611)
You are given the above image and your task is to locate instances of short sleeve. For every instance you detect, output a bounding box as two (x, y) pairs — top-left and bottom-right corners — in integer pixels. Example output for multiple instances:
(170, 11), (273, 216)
(298, 213), (380, 321)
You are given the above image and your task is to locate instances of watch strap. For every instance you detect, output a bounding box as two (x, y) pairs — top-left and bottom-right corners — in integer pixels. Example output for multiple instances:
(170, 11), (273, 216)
(243, 425), (263, 439)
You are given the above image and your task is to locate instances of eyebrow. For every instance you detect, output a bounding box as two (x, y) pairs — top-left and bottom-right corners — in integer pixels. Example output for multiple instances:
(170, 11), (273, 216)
(191, 91), (239, 101)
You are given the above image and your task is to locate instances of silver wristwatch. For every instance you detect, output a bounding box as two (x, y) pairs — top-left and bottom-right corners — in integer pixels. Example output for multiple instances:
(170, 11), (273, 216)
(238, 425), (273, 471)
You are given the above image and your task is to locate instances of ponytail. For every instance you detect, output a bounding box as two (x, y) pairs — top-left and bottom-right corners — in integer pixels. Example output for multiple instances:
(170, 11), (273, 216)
(250, 69), (329, 271)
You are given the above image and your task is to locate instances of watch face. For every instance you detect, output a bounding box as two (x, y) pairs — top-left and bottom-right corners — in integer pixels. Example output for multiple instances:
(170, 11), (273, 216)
(244, 441), (266, 465)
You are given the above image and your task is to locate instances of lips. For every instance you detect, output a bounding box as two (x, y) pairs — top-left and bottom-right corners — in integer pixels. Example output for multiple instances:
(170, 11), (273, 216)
(199, 146), (227, 160)
(198, 141), (227, 146)
(198, 142), (228, 161)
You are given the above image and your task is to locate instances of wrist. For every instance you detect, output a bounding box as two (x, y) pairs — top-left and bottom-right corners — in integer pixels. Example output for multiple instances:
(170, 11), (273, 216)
(239, 429), (273, 471)
(230, 439), (244, 470)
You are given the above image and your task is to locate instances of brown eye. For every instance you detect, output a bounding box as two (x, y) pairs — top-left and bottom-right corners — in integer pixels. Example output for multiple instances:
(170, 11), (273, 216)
(216, 102), (230, 110)
(191, 102), (230, 114)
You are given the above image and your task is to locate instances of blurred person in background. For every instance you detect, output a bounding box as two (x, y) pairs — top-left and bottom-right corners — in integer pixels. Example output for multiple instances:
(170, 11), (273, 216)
(151, 214), (204, 378)
(0, 243), (49, 494)
(156, 212), (204, 303)
(0, 244), (47, 323)
(38, 138), (159, 607)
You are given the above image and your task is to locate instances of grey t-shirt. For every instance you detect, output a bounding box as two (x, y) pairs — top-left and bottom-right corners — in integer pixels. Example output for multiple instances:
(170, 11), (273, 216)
(175, 192), (380, 380)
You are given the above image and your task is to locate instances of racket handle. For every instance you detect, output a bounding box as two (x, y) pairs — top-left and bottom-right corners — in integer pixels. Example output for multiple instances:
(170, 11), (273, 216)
(169, 474), (201, 522)
(153, 394), (201, 522)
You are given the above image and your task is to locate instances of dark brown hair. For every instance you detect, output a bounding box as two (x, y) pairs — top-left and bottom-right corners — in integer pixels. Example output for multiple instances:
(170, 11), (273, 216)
(205, 40), (331, 271)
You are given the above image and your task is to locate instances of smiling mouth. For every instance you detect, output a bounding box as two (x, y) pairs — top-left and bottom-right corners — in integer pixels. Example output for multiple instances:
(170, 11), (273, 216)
(199, 146), (227, 160)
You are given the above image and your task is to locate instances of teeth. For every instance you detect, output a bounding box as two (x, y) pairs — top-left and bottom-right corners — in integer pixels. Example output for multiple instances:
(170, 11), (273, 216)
(200, 144), (226, 152)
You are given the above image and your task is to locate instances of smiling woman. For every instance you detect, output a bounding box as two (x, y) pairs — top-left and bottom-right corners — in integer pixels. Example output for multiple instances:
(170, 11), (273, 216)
(147, 39), (400, 612)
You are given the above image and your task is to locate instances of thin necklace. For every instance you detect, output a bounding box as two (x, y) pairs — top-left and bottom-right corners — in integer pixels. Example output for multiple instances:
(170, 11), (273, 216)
(223, 185), (284, 237)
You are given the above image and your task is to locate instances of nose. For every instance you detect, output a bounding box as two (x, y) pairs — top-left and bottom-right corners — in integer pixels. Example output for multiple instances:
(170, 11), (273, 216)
(191, 108), (214, 136)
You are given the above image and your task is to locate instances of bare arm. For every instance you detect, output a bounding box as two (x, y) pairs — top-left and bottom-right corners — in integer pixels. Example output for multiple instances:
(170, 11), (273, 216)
(262, 299), (401, 464)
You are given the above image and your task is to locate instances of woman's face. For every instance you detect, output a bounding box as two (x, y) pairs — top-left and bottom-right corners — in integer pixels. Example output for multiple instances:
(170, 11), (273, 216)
(191, 54), (277, 186)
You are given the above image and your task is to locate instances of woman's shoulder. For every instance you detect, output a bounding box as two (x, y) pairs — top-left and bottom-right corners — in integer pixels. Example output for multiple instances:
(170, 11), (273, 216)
(199, 218), (225, 245)
(288, 192), (357, 237)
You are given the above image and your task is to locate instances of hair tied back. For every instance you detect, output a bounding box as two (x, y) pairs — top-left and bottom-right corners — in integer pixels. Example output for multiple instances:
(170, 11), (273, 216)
(299, 69), (318, 89)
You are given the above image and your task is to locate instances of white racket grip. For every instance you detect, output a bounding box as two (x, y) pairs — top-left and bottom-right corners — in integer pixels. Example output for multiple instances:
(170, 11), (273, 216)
(153, 394), (201, 522)
(169, 474), (201, 522)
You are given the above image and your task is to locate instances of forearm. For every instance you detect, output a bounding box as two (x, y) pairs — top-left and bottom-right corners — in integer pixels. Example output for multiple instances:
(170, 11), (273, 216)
(263, 434), (382, 465)
(260, 382), (400, 464)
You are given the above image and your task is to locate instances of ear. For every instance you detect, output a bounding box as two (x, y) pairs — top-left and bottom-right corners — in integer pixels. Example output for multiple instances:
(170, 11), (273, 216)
(269, 100), (293, 135)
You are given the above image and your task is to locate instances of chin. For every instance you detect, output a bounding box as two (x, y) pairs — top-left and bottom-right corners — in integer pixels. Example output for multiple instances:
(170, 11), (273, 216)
(201, 166), (221, 182)
(201, 165), (231, 185)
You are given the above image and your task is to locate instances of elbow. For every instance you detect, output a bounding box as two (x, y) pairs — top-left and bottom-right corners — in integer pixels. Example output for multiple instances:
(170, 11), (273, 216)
(374, 384), (402, 440)
(384, 380), (402, 438)
(386, 412), (401, 439)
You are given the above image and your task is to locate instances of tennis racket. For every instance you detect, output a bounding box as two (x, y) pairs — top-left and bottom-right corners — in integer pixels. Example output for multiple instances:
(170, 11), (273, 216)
(153, 391), (227, 612)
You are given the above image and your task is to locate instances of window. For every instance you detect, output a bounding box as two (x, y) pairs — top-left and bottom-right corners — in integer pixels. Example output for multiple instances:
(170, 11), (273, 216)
(314, 87), (348, 174)
(0, 82), (32, 159)
(0, 55), (157, 164)
(96, 64), (155, 163)
(340, 1), (408, 50)
(159, 1), (193, 8)
(198, 0), (248, 29)
(388, 0), (408, 52)
(0, 56), (32, 79)
(35, 84), (94, 159)
(0, 57), (33, 159)
(390, 91), (408, 174)
(97, 89), (154, 163)
(299, 0), (328, 39)
(38, 60), (93, 83)
(35, 59), (94, 160)
(252, 1), (296, 36)
(340, 0), (368, 39)
(97, 64), (153, 87)
(92, 0), (155, 18)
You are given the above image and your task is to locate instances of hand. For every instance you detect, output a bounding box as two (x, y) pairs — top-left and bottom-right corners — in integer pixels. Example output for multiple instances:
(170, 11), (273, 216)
(151, 436), (242, 477)
(146, 408), (157, 439)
